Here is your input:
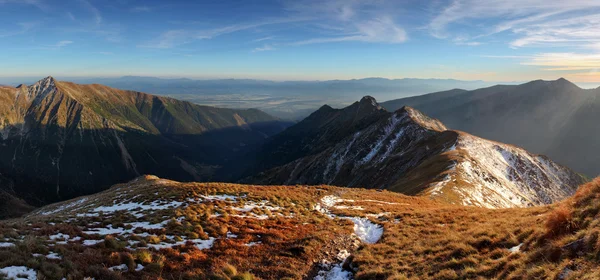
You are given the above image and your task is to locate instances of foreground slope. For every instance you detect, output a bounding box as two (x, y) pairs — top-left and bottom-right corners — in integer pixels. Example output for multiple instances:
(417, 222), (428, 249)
(1, 176), (599, 279)
(247, 98), (585, 208)
(0, 77), (290, 206)
(381, 78), (600, 177)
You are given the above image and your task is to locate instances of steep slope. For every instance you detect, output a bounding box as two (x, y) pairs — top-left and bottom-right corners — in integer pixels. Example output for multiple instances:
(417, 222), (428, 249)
(0, 77), (290, 206)
(246, 98), (585, 208)
(1, 176), (599, 279)
(381, 78), (600, 177)
(227, 96), (388, 180)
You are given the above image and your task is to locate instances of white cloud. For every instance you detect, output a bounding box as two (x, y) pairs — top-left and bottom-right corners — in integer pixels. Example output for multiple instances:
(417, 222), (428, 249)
(253, 44), (276, 52)
(252, 36), (275, 42)
(55, 40), (74, 48)
(131, 6), (152, 12)
(521, 52), (600, 71)
(142, 18), (308, 49)
(0, 0), (47, 11)
(0, 22), (38, 37)
(429, 0), (600, 48)
(292, 16), (406, 45)
(78, 0), (102, 25)
(291, 16), (406, 46)
(143, 0), (407, 49)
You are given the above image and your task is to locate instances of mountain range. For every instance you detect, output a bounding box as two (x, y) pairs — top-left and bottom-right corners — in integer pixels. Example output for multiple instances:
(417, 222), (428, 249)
(244, 96), (585, 208)
(0, 77), (291, 210)
(2, 76), (494, 120)
(0, 76), (599, 279)
(381, 78), (600, 177)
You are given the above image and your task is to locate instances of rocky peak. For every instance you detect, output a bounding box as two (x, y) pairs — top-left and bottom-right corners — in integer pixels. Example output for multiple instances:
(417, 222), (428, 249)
(396, 106), (447, 132)
(359, 95), (380, 107)
(25, 76), (59, 102)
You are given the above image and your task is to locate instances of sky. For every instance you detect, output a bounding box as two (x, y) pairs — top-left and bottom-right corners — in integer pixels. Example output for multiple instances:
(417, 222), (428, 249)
(2, 0), (600, 83)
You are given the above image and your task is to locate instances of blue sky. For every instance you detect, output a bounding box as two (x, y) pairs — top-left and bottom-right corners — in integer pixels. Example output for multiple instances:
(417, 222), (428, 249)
(2, 0), (600, 83)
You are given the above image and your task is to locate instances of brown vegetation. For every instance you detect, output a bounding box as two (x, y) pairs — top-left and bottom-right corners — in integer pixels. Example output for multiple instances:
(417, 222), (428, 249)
(2, 176), (600, 279)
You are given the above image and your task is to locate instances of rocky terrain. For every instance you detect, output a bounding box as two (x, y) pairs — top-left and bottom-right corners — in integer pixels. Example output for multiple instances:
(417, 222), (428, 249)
(0, 77), (291, 209)
(246, 97), (586, 208)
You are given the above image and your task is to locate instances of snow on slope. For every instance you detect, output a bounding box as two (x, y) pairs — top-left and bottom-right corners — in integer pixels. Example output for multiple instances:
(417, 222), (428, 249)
(256, 103), (584, 209)
(426, 133), (584, 208)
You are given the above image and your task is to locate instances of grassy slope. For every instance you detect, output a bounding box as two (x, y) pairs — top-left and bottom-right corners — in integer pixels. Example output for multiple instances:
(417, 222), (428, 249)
(0, 176), (598, 279)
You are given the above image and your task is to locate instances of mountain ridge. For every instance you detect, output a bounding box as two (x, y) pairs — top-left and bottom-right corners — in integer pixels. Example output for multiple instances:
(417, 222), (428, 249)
(244, 96), (585, 208)
(381, 77), (600, 177)
(0, 77), (291, 209)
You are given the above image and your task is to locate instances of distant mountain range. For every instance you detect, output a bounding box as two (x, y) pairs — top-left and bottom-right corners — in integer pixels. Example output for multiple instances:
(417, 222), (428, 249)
(243, 96), (585, 208)
(0, 77), (291, 209)
(0, 76), (496, 120)
(381, 78), (600, 177)
(0, 77), (591, 215)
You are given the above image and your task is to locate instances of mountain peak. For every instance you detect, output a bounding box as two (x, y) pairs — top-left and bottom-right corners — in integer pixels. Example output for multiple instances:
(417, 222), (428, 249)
(397, 106), (447, 132)
(554, 77), (580, 88)
(359, 95), (380, 107)
(39, 76), (57, 83)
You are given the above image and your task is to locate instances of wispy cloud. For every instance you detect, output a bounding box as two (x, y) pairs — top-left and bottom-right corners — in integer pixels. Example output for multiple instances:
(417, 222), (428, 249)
(253, 44), (277, 52)
(143, 0), (408, 49)
(285, 1), (407, 45)
(40, 40), (74, 50)
(429, 0), (600, 48)
(55, 40), (74, 48)
(0, 22), (38, 37)
(0, 0), (48, 11)
(291, 17), (407, 45)
(521, 52), (600, 71)
(142, 18), (308, 49)
(131, 6), (152, 12)
(78, 0), (102, 25)
(252, 36), (275, 42)
(66, 12), (76, 21)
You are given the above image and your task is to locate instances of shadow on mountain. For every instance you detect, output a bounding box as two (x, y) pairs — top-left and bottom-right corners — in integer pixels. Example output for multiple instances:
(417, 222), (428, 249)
(0, 120), (292, 208)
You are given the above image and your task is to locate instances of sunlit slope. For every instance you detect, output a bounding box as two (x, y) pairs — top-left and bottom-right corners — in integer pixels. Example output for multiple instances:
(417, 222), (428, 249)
(0, 176), (598, 279)
(0, 77), (289, 206)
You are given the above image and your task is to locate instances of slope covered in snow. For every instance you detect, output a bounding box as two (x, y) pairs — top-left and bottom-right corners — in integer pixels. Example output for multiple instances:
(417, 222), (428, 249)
(423, 133), (585, 208)
(248, 97), (585, 209)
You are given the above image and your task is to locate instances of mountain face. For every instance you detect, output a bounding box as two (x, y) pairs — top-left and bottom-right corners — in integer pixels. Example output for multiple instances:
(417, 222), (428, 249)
(228, 96), (388, 180)
(381, 78), (600, 177)
(245, 97), (586, 208)
(0, 77), (291, 206)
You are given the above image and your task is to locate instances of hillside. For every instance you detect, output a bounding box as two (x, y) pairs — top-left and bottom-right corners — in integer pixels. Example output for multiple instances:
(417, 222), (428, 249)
(0, 77), (290, 207)
(245, 97), (585, 208)
(0, 176), (598, 279)
(381, 78), (600, 177)
(59, 76), (493, 120)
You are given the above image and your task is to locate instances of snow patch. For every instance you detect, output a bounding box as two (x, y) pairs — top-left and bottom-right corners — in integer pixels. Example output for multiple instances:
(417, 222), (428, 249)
(0, 266), (37, 280)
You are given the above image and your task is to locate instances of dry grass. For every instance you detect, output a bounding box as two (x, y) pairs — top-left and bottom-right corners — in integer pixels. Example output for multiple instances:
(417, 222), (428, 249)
(1, 176), (600, 279)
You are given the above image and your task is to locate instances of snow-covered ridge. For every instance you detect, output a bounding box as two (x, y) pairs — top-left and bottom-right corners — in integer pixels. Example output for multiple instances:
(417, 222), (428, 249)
(429, 133), (584, 208)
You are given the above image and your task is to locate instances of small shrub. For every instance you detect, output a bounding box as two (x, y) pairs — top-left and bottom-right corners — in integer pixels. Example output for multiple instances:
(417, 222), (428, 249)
(231, 272), (255, 280)
(545, 205), (576, 238)
(135, 250), (152, 264)
(222, 263), (237, 277)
